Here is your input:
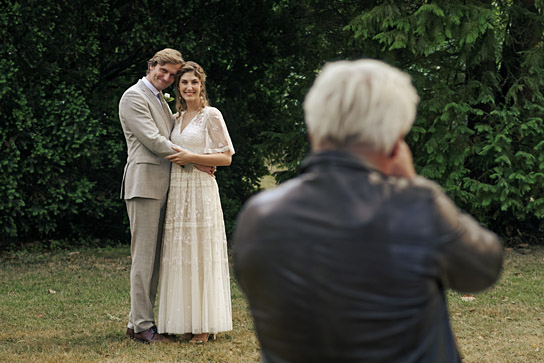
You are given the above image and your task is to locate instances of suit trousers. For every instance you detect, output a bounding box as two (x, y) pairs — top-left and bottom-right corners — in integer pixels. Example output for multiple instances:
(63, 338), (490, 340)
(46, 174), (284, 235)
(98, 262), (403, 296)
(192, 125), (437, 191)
(126, 195), (167, 333)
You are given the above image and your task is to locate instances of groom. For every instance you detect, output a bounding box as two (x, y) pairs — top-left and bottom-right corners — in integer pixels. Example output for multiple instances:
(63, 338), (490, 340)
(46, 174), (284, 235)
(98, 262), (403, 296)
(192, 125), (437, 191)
(118, 48), (184, 343)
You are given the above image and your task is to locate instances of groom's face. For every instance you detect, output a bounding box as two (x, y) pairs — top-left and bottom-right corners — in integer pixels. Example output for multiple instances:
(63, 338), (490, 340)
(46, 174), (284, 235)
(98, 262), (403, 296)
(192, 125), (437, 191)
(147, 62), (181, 91)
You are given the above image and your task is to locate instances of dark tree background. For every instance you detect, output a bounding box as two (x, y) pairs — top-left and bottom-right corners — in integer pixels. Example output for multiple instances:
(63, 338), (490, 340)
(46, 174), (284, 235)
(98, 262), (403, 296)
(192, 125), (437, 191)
(1, 0), (543, 249)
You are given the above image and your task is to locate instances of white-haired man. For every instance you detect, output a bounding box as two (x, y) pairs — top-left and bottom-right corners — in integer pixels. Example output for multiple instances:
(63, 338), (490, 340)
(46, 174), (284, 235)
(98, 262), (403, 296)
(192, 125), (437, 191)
(232, 59), (503, 362)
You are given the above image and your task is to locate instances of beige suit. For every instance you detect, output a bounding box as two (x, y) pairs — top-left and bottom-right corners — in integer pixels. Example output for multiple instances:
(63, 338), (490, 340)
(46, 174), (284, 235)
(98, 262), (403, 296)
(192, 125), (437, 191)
(119, 78), (175, 333)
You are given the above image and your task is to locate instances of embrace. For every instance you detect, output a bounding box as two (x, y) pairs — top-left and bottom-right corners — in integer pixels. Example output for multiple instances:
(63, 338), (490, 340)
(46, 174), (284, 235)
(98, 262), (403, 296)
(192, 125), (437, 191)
(118, 48), (234, 344)
(117, 47), (503, 362)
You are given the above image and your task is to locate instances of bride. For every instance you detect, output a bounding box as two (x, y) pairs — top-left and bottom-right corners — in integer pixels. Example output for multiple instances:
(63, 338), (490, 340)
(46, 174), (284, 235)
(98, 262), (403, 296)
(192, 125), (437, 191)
(158, 61), (234, 344)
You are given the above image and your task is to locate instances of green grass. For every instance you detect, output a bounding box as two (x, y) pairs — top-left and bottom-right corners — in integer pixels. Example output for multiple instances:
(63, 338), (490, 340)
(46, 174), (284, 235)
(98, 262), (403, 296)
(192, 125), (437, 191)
(0, 246), (260, 362)
(449, 246), (544, 362)
(1, 245), (543, 362)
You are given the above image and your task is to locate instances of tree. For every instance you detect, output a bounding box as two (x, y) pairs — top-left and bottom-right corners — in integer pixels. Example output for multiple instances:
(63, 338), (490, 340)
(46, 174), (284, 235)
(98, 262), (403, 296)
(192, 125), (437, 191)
(256, 0), (370, 182)
(258, 0), (544, 239)
(2, 0), (543, 247)
(0, 0), (281, 247)
(346, 0), (544, 237)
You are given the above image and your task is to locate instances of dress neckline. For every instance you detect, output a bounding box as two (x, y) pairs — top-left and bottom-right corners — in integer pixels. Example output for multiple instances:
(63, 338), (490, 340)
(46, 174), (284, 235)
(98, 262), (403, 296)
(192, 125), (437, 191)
(179, 107), (206, 134)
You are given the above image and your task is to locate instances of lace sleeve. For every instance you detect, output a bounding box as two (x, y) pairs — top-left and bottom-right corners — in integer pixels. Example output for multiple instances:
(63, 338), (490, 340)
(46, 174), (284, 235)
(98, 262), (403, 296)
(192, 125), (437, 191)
(204, 107), (235, 155)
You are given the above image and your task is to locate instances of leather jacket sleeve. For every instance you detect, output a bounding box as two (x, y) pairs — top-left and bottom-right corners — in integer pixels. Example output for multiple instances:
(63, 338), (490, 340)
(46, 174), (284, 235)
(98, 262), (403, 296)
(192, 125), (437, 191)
(428, 180), (503, 292)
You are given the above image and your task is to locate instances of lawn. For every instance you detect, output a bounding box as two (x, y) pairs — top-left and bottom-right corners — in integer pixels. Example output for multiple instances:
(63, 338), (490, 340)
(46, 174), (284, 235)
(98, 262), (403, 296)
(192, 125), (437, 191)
(0, 244), (542, 362)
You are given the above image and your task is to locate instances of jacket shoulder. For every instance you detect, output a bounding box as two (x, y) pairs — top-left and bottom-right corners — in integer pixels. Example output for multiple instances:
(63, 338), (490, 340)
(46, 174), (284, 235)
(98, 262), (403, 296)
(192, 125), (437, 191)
(236, 178), (304, 229)
(121, 81), (145, 99)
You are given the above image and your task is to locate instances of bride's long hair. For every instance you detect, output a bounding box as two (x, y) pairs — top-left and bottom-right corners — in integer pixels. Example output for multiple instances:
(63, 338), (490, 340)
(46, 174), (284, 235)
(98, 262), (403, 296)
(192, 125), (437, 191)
(175, 61), (210, 114)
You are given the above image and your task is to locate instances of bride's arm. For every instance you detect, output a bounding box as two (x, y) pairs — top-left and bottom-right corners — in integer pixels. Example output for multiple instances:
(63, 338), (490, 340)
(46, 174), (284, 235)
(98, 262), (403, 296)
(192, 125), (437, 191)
(190, 151), (232, 166)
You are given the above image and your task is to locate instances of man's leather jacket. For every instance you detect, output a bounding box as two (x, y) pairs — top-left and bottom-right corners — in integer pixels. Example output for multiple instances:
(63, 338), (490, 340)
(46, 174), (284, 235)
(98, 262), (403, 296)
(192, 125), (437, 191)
(233, 150), (503, 363)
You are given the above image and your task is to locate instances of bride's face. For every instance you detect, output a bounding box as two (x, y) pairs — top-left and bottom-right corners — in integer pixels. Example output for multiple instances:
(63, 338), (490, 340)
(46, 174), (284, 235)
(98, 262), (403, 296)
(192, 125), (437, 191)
(178, 71), (201, 104)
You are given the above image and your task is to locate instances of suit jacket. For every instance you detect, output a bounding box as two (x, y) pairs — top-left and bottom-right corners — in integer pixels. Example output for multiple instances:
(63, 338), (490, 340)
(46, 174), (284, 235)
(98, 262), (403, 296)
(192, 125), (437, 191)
(119, 79), (176, 200)
(233, 150), (503, 363)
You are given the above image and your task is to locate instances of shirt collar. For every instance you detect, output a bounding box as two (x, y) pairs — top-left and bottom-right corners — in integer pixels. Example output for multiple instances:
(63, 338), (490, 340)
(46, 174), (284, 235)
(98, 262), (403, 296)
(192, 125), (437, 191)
(142, 77), (161, 97)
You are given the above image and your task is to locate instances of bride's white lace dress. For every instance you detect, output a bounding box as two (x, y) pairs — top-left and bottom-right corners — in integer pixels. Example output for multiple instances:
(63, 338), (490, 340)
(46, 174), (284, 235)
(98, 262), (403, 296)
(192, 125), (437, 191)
(157, 106), (234, 335)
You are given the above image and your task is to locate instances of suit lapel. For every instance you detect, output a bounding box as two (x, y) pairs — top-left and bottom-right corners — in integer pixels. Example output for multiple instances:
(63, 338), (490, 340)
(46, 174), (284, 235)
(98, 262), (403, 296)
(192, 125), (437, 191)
(137, 80), (173, 132)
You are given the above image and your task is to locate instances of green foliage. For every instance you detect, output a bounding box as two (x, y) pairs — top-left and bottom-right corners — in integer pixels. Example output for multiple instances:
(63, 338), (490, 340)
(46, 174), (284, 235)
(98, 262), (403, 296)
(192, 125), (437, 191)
(1, 0), (123, 246)
(0, 246), (261, 361)
(256, 0), (368, 182)
(2, 0), (544, 246)
(1, 0), (279, 247)
(345, 0), (544, 237)
(250, 0), (544, 240)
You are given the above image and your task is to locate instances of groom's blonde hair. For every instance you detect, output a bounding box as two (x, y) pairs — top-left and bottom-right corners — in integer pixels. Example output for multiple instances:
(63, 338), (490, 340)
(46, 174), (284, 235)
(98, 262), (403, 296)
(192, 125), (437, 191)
(303, 59), (420, 154)
(146, 48), (184, 74)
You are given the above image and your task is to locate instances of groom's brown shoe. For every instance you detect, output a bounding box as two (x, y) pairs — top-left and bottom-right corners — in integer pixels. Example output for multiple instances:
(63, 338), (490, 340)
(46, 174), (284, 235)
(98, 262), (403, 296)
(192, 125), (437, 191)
(126, 328), (135, 339)
(133, 326), (172, 343)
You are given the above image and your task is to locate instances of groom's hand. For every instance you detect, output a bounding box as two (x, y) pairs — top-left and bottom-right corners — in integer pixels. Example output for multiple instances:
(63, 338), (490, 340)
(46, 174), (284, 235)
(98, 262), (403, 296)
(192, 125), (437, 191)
(194, 164), (216, 177)
(167, 146), (216, 177)
(166, 145), (193, 165)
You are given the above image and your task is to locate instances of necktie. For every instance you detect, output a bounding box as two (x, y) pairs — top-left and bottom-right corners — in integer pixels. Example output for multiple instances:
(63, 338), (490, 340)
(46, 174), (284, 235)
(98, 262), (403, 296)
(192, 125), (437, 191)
(159, 92), (171, 117)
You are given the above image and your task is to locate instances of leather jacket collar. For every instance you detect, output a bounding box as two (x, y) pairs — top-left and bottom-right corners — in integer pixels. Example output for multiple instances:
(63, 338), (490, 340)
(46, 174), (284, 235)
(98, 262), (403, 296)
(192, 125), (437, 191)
(301, 149), (376, 174)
